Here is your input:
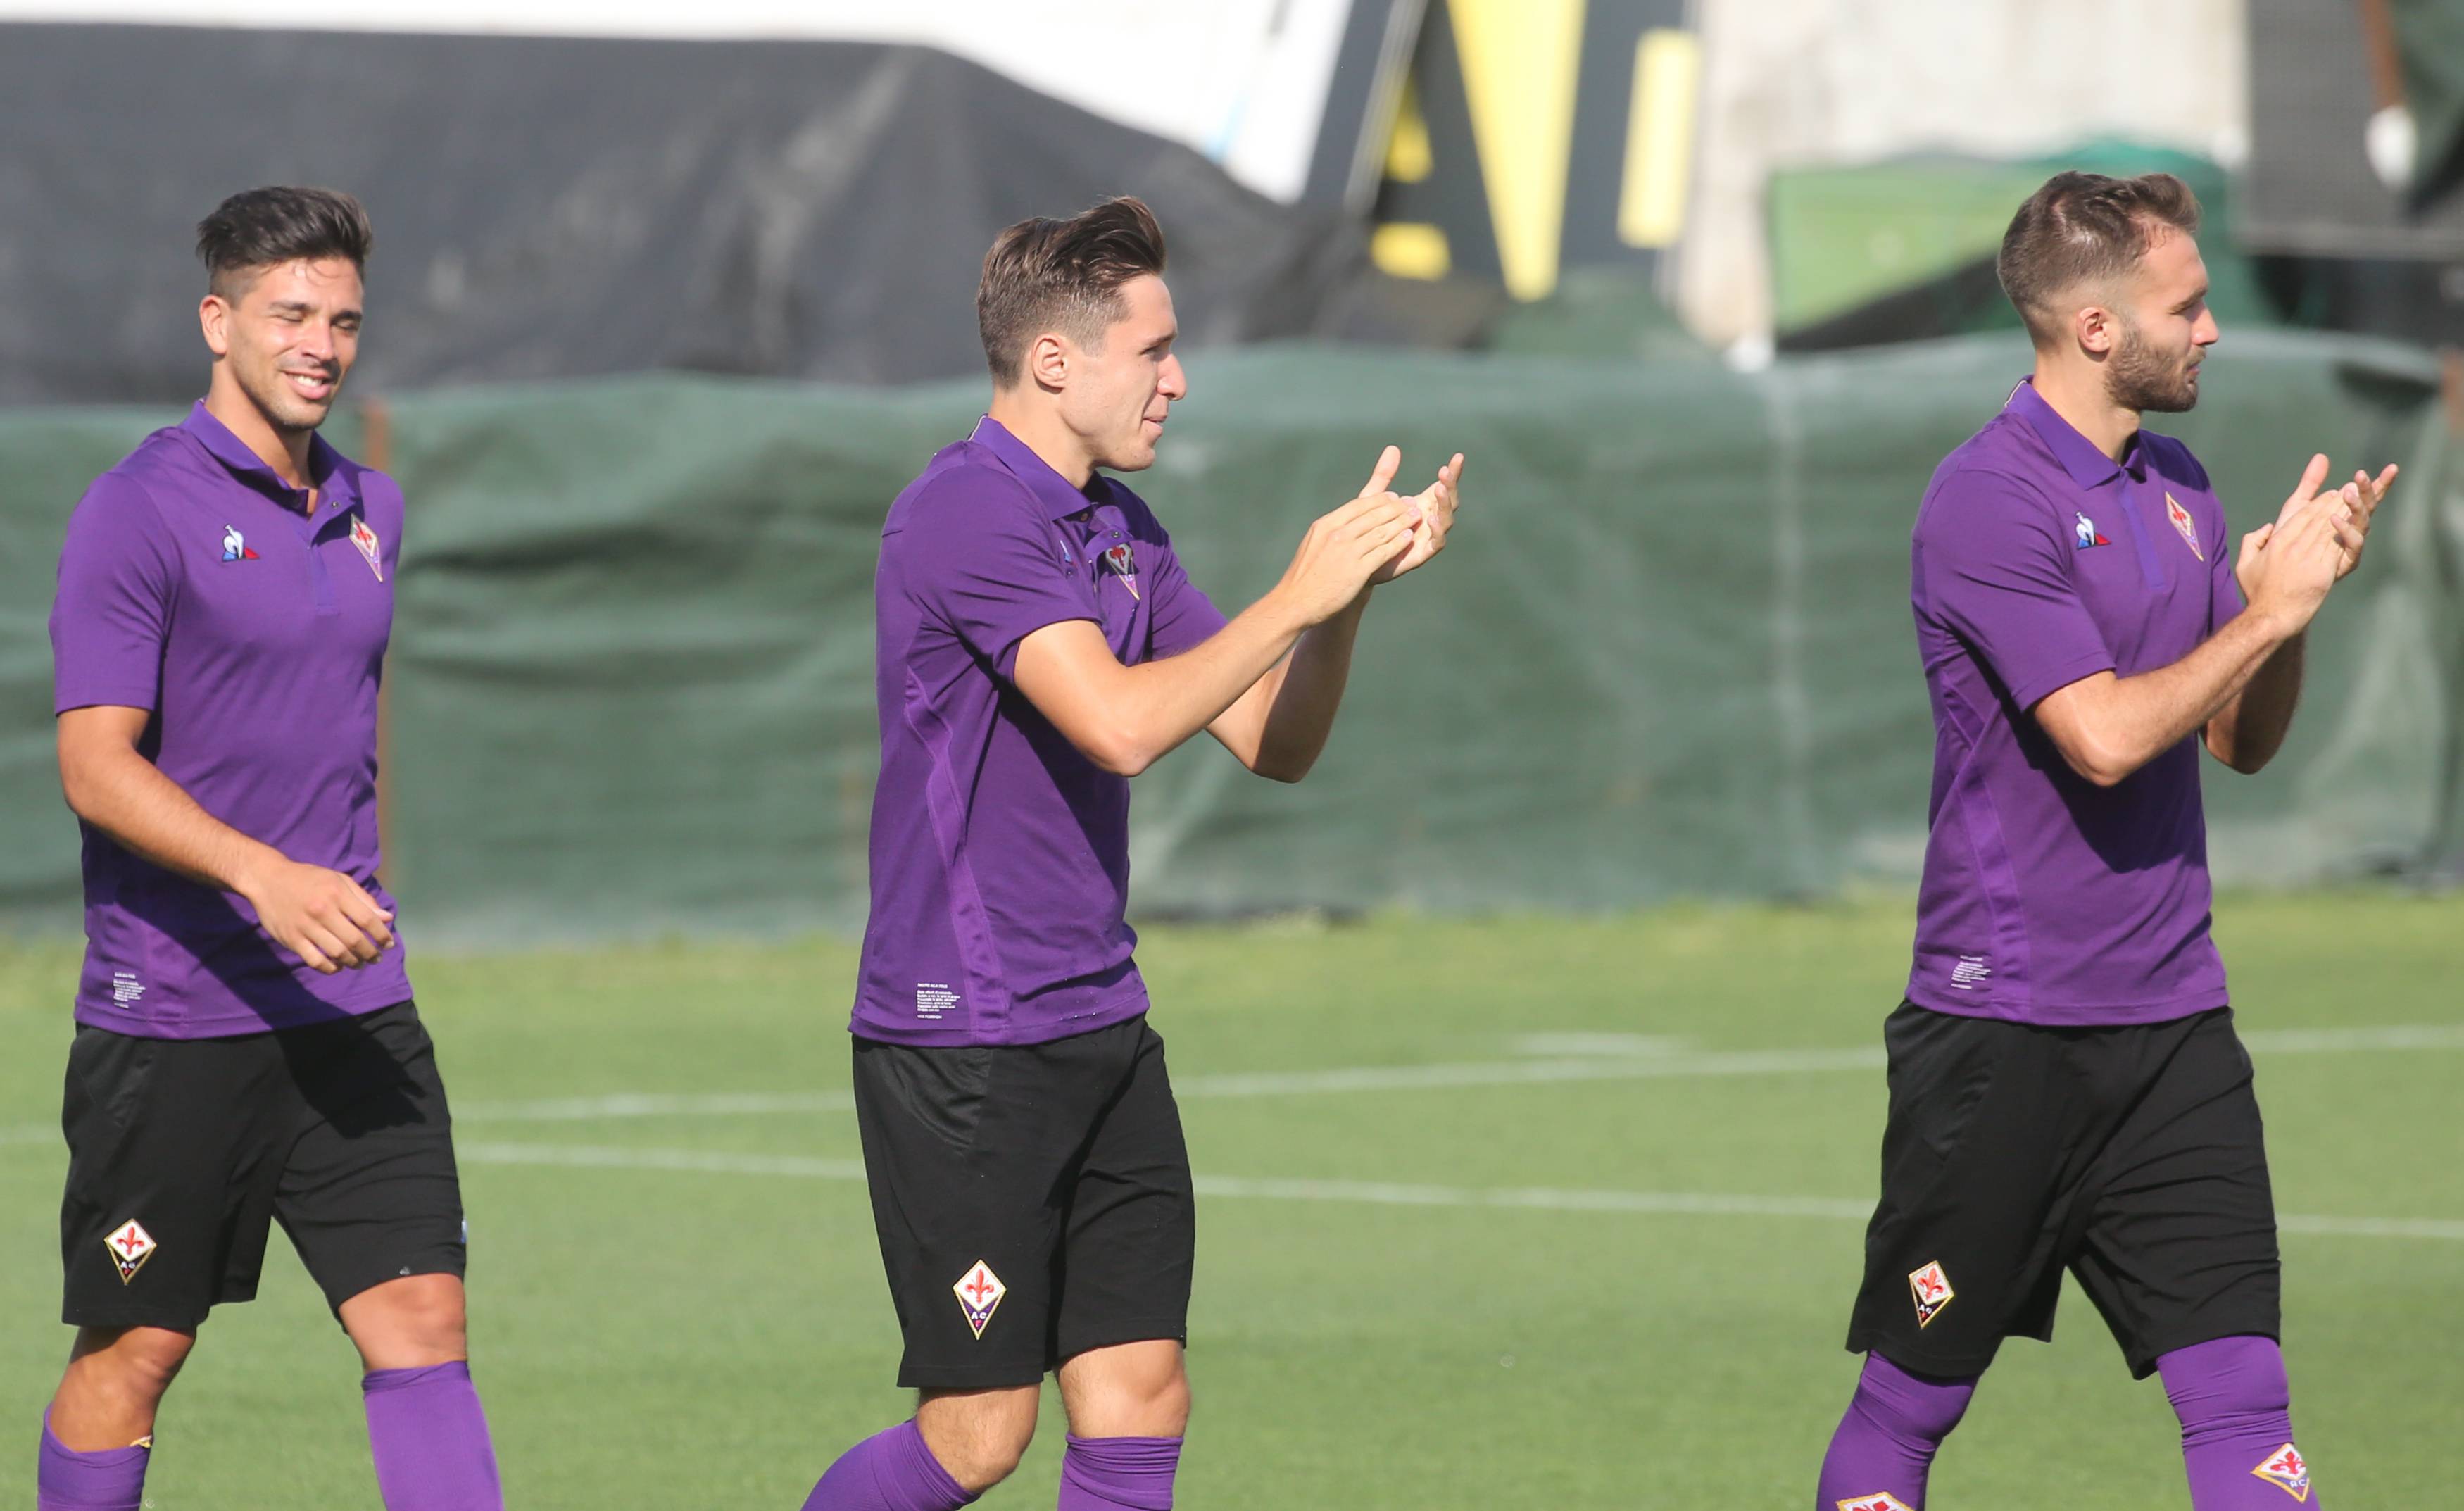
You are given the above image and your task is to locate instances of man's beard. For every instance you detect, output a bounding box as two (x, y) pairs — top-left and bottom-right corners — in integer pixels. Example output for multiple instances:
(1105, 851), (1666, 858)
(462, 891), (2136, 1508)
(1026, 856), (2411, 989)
(2104, 320), (2199, 413)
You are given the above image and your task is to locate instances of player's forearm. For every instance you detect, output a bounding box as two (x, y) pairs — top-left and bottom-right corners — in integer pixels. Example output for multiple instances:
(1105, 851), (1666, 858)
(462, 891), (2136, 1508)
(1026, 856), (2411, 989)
(1102, 587), (1314, 775)
(2204, 629), (2304, 774)
(60, 742), (285, 895)
(1247, 593), (1369, 782)
(2047, 607), (2302, 786)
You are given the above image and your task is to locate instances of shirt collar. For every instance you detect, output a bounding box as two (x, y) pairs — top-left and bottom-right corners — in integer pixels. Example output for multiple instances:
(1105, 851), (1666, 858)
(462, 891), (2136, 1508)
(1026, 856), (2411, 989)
(2005, 378), (2148, 489)
(971, 415), (1110, 522)
(179, 401), (360, 510)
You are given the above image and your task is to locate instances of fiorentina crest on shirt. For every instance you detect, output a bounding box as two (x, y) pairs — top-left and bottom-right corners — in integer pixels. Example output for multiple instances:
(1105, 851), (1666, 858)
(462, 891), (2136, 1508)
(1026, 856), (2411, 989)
(349, 515), (385, 582)
(1100, 541), (1139, 600)
(2166, 493), (2204, 561)
(2251, 1443), (2311, 1501)
(1907, 1260), (1954, 1328)
(1836, 1496), (1914, 1511)
(103, 1219), (157, 1284)
(953, 1260), (1007, 1339)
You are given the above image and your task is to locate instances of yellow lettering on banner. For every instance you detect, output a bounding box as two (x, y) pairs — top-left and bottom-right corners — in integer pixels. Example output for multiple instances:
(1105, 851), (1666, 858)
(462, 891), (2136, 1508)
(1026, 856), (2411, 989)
(1387, 77), (1433, 184)
(1372, 223), (1452, 281)
(1620, 29), (1699, 249)
(1450, 0), (1585, 301)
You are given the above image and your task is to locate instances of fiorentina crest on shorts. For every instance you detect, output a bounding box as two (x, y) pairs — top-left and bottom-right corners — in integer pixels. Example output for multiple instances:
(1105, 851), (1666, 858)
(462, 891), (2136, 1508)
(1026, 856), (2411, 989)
(104, 1219), (157, 1284)
(1906, 1260), (1954, 1328)
(953, 1260), (1007, 1339)
(1100, 541), (1138, 600)
(1836, 1495), (1915, 1511)
(350, 515), (385, 582)
(2251, 1443), (2311, 1501)
(2166, 493), (2204, 561)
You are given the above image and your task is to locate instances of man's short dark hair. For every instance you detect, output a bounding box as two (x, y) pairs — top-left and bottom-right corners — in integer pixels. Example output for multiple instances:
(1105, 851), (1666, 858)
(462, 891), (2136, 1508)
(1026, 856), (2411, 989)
(1997, 171), (2201, 344)
(195, 187), (374, 299)
(976, 196), (1167, 385)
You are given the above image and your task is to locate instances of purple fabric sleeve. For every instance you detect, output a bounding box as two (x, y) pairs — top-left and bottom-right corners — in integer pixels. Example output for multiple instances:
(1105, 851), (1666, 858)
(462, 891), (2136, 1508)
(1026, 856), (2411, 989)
(1140, 526), (1228, 660)
(1915, 468), (2116, 711)
(900, 477), (1095, 678)
(51, 474), (178, 715)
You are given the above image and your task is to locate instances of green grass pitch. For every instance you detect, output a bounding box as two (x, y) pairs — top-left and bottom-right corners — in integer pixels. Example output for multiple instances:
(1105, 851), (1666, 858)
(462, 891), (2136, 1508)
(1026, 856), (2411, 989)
(4, 889), (2458, 1507)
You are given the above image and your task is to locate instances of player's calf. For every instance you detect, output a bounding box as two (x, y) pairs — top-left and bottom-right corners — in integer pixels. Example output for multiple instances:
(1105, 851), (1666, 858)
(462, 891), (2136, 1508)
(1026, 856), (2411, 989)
(2160, 1335), (2318, 1509)
(1056, 1343), (1188, 1511)
(347, 1278), (501, 1511)
(797, 1388), (1030, 1511)
(39, 1327), (189, 1511)
(48, 1326), (193, 1450)
(1814, 1353), (1977, 1511)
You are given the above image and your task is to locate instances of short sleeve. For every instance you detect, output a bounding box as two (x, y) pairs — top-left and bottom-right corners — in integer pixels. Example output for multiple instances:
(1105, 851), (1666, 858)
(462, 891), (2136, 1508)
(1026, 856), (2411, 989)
(1124, 503), (1227, 660)
(897, 476), (1096, 676)
(51, 473), (179, 715)
(1913, 470), (2117, 710)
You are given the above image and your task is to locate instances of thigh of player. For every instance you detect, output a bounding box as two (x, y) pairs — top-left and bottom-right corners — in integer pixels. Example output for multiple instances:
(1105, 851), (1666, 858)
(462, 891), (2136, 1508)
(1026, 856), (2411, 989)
(1052, 1020), (1195, 1370)
(59, 1026), (299, 1332)
(1845, 1002), (2088, 1377)
(271, 1002), (470, 1320)
(851, 1029), (1126, 1391)
(2069, 1008), (2280, 1379)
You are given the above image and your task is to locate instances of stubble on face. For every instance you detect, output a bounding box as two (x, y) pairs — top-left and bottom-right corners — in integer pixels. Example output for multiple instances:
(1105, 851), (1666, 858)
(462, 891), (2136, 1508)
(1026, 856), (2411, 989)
(220, 259), (360, 436)
(2104, 315), (2199, 415)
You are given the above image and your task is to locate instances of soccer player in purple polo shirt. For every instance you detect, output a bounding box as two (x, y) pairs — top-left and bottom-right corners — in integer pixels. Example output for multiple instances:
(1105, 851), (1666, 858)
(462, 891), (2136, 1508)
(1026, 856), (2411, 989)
(40, 189), (501, 1511)
(1815, 172), (2393, 1511)
(796, 197), (1462, 1511)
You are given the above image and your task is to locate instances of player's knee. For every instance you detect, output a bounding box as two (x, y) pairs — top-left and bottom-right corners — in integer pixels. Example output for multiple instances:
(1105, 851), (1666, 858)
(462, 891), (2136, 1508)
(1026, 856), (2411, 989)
(1069, 1362), (1190, 1438)
(70, 1326), (194, 1404)
(340, 1273), (468, 1368)
(1139, 1369), (1191, 1436)
(918, 1388), (1038, 1493)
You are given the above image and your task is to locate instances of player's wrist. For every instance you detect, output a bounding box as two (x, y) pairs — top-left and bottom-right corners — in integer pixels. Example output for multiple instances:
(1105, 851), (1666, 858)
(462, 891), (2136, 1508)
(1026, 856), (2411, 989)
(224, 842), (292, 903)
(1258, 579), (1326, 634)
(2239, 594), (2311, 644)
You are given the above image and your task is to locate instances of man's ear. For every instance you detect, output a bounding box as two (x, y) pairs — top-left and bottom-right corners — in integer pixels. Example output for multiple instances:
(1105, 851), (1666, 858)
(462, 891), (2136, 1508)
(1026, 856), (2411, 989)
(199, 294), (232, 360)
(2075, 299), (2118, 358)
(1027, 331), (1070, 391)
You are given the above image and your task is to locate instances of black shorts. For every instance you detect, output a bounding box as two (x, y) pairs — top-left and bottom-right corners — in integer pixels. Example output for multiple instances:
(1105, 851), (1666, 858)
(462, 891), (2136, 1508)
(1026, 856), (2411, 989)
(851, 1016), (1195, 1390)
(60, 1001), (468, 1332)
(1845, 1003), (2280, 1379)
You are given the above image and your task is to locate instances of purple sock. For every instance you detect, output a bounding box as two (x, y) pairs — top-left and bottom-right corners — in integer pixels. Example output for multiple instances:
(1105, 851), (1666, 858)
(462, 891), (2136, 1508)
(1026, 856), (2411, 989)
(800, 1419), (976, 1511)
(37, 1418), (149, 1511)
(1057, 1435), (1181, 1511)
(363, 1362), (504, 1511)
(1814, 1354), (1977, 1510)
(2160, 1336), (2316, 1508)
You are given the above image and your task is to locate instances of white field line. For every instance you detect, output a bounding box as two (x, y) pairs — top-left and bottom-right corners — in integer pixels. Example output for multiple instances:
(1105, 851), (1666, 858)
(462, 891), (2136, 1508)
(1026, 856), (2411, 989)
(449, 1021), (2464, 1120)
(453, 1141), (2464, 1243)
(4, 1023), (2460, 1143)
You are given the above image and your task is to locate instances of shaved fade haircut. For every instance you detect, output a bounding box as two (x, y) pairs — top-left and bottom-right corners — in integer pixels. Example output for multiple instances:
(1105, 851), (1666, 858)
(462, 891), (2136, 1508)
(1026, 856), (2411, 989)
(1997, 171), (2201, 344)
(196, 187), (373, 301)
(976, 196), (1167, 386)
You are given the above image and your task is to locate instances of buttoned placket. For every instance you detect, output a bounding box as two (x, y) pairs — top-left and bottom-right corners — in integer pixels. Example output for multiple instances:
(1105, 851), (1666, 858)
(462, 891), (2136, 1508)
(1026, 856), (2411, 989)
(2113, 455), (2168, 592)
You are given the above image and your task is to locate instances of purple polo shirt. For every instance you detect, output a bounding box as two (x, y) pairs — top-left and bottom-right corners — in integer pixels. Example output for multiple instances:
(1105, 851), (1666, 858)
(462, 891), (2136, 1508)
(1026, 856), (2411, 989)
(1906, 380), (2239, 1026)
(50, 402), (410, 1038)
(854, 417), (1228, 1046)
